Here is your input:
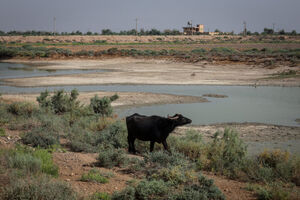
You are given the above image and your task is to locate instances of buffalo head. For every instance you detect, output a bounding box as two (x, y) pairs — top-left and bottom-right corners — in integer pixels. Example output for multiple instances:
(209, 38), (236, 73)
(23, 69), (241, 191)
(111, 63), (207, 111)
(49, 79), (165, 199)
(168, 114), (192, 126)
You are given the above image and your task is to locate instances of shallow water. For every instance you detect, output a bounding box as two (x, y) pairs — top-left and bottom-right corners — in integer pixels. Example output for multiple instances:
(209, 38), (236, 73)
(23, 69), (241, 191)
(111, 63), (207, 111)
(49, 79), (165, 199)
(0, 63), (299, 127)
(0, 62), (108, 79)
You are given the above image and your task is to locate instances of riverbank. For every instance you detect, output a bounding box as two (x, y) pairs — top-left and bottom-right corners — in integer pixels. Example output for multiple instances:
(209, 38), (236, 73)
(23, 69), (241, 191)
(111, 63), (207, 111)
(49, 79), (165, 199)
(175, 123), (300, 155)
(0, 91), (208, 108)
(2, 58), (300, 87)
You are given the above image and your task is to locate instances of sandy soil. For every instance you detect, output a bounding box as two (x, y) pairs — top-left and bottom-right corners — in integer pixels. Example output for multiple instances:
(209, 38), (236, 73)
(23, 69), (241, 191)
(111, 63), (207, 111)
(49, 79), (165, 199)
(2, 58), (300, 87)
(0, 91), (207, 108)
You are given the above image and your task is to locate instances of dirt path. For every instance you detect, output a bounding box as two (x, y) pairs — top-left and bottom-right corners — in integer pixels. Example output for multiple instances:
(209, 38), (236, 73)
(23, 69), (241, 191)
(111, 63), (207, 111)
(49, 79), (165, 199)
(2, 58), (300, 87)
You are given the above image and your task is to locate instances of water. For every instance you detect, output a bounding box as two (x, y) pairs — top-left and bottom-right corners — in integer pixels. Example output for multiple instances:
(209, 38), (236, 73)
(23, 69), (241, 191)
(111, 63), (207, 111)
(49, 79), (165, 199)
(0, 62), (109, 79)
(1, 63), (299, 127)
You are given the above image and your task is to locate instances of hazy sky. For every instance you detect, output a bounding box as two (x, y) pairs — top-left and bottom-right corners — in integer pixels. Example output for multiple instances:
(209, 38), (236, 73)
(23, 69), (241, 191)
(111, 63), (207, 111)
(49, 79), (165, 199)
(0, 0), (299, 33)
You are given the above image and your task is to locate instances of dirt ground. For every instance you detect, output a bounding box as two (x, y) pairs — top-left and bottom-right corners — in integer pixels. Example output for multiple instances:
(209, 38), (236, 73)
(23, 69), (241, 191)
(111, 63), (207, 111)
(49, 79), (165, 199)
(2, 58), (300, 87)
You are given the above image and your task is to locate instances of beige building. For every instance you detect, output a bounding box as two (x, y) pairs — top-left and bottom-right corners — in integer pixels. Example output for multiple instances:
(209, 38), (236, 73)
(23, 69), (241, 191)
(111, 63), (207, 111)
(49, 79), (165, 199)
(183, 24), (204, 35)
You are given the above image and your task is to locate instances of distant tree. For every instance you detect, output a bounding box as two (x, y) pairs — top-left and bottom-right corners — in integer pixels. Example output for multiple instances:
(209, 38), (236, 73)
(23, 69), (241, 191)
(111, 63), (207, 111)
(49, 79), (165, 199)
(262, 28), (274, 35)
(290, 30), (297, 35)
(147, 28), (161, 35)
(101, 29), (113, 35)
(75, 30), (82, 35)
(139, 28), (146, 35)
(214, 29), (221, 33)
(246, 31), (252, 35)
(86, 31), (92, 35)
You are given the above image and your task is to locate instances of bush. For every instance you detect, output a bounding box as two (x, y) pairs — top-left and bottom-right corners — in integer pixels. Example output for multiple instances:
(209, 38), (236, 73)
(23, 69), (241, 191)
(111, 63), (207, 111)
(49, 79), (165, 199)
(135, 179), (169, 199)
(97, 147), (126, 168)
(37, 89), (81, 114)
(170, 175), (225, 200)
(8, 152), (42, 173)
(1, 176), (76, 200)
(169, 130), (204, 160)
(33, 149), (59, 177)
(91, 192), (111, 200)
(81, 169), (109, 183)
(198, 129), (247, 178)
(144, 150), (189, 168)
(97, 120), (127, 149)
(22, 128), (59, 148)
(5, 147), (58, 177)
(0, 127), (6, 136)
(7, 102), (37, 117)
(90, 94), (119, 116)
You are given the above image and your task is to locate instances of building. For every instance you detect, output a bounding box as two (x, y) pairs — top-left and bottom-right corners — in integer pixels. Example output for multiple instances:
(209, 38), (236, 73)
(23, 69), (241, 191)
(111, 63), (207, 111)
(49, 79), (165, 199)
(183, 24), (204, 35)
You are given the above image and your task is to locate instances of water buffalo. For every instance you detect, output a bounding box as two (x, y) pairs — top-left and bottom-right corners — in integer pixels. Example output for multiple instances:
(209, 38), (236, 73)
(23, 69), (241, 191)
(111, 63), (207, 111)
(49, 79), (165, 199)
(126, 113), (192, 153)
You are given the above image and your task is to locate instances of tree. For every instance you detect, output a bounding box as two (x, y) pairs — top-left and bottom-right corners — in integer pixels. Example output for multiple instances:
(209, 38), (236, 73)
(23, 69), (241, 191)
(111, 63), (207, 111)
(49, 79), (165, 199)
(101, 29), (113, 35)
(278, 29), (285, 35)
(291, 30), (297, 35)
(262, 28), (274, 35)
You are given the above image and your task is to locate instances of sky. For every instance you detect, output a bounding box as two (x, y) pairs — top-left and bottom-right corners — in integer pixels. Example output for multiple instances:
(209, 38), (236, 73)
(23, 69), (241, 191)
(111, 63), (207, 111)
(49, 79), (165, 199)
(0, 0), (299, 33)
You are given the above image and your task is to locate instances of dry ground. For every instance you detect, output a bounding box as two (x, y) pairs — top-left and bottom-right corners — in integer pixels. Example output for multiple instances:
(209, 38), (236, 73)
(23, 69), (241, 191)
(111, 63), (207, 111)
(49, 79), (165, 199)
(2, 58), (300, 87)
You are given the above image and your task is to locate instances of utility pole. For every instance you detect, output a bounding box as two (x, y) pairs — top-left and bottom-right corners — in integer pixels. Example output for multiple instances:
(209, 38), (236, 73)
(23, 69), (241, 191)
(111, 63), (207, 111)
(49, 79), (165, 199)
(191, 20), (193, 35)
(243, 21), (247, 36)
(53, 17), (56, 35)
(135, 18), (138, 36)
(272, 23), (275, 34)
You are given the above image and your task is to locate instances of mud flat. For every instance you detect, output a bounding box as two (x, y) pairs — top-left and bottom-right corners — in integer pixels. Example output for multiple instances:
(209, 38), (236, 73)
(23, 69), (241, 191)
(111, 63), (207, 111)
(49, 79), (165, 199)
(2, 58), (300, 87)
(0, 91), (207, 108)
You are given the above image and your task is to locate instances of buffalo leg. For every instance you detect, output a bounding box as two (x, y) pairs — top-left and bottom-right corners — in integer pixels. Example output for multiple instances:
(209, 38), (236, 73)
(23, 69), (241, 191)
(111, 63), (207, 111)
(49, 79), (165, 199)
(162, 140), (169, 151)
(128, 136), (136, 154)
(150, 141), (155, 152)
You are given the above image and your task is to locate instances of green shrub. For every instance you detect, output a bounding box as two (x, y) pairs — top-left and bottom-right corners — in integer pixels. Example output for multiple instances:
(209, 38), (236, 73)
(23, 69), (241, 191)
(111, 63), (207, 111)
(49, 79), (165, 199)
(111, 186), (136, 200)
(198, 129), (247, 178)
(7, 102), (37, 117)
(22, 128), (59, 148)
(37, 89), (81, 114)
(81, 169), (109, 183)
(170, 175), (225, 200)
(144, 150), (189, 168)
(135, 179), (169, 199)
(150, 165), (196, 186)
(90, 94), (119, 116)
(1, 176), (76, 200)
(191, 48), (207, 54)
(91, 192), (111, 200)
(8, 152), (42, 173)
(33, 149), (59, 177)
(97, 147), (126, 168)
(0, 127), (6, 136)
(97, 120), (127, 148)
(210, 47), (237, 55)
(5, 147), (58, 177)
(168, 129), (204, 160)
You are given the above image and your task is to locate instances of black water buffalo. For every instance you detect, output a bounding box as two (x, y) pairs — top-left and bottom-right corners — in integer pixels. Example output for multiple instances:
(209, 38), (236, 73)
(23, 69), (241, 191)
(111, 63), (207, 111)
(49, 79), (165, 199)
(126, 113), (192, 153)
